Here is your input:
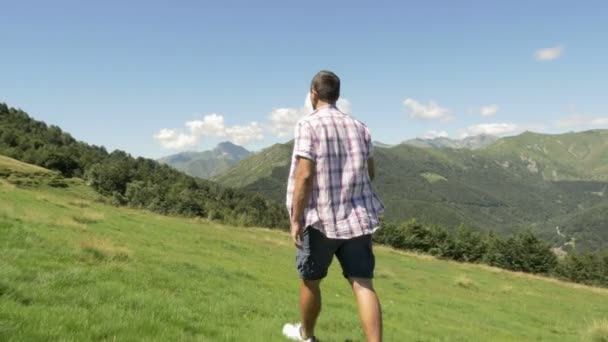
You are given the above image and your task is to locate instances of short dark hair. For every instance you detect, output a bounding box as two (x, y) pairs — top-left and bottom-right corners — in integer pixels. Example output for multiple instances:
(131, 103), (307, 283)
(311, 70), (340, 103)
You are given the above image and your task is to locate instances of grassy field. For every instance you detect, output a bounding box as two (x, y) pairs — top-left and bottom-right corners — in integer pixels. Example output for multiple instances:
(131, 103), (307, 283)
(1, 156), (608, 341)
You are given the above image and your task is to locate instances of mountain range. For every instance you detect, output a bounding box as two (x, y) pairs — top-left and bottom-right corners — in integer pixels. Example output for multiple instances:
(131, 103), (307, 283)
(214, 130), (608, 251)
(158, 141), (252, 179)
(2, 100), (606, 252)
(402, 134), (499, 150)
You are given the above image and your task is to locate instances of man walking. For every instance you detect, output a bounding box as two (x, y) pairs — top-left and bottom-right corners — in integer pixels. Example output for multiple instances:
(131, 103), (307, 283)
(282, 71), (385, 342)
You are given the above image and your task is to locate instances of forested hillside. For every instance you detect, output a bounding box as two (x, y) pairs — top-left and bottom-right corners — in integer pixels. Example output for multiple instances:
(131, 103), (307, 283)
(484, 130), (608, 181)
(216, 132), (608, 251)
(0, 103), (287, 229)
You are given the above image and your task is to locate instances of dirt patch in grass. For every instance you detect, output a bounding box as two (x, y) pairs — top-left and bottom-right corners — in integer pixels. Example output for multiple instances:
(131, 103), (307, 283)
(261, 236), (290, 247)
(37, 196), (68, 209)
(376, 266), (398, 279)
(80, 238), (132, 263)
(72, 212), (104, 225)
(500, 284), (513, 294)
(54, 217), (87, 231)
(68, 200), (90, 208)
(455, 275), (477, 289)
(582, 319), (608, 342)
(0, 179), (16, 190)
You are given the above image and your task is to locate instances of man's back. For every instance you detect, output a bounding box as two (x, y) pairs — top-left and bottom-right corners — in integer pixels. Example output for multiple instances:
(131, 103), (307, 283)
(286, 105), (384, 239)
(284, 71), (383, 342)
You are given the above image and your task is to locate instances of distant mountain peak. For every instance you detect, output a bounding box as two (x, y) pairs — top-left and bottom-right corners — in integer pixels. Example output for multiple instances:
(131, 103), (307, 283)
(373, 141), (394, 148)
(158, 142), (252, 179)
(216, 141), (241, 149)
(213, 141), (251, 160)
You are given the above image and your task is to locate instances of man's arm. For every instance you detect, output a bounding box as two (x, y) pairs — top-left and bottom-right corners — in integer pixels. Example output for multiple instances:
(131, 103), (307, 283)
(290, 157), (315, 246)
(368, 157), (376, 181)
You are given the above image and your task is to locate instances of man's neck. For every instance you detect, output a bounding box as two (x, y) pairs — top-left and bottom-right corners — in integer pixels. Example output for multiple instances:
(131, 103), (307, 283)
(314, 101), (335, 111)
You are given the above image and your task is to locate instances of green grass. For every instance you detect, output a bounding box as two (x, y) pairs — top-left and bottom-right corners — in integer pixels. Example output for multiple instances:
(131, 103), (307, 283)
(1, 160), (608, 341)
(0, 155), (53, 175)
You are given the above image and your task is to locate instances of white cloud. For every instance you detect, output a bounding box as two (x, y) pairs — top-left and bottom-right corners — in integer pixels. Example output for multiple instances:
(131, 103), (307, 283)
(153, 128), (198, 149)
(337, 98), (352, 114)
(556, 116), (608, 128)
(225, 122), (264, 145)
(269, 107), (304, 138)
(422, 130), (449, 139)
(185, 113), (226, 136)
(461, 123), (518, 138)
(154, 113), (264, 149)
(403, 98), (451, 121)
(480, 104), (499, 117)
(269, 94), (352, 137)
(535, 45), (564, 61)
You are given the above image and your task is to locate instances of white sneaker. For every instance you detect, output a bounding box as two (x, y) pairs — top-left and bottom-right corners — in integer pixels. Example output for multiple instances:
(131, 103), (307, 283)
(282, 322), (316, 341)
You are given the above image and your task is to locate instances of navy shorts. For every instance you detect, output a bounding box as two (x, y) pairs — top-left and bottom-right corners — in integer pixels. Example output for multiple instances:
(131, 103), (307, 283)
(296, 227), (375, 280)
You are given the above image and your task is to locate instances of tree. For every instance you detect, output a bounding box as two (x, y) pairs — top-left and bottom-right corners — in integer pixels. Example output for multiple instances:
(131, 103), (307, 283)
(484, 231), (557, 274)
(555, 252), (608, 287)
(42, 152), (80, 177)
(447, 224), (487, 262)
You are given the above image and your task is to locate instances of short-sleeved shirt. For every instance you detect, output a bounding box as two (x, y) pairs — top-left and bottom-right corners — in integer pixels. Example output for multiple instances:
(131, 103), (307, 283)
(286, 104), (385, 239)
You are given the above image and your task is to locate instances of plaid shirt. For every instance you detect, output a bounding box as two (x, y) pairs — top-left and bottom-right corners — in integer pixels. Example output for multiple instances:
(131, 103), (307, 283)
(286, 104), (385, 239)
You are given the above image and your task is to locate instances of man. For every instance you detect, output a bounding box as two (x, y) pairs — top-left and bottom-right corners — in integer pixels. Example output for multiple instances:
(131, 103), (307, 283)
(282, 71), (385, 342)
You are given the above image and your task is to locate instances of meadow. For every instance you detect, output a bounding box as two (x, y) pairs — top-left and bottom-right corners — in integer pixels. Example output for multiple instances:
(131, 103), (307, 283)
(1, 156), (607, 341)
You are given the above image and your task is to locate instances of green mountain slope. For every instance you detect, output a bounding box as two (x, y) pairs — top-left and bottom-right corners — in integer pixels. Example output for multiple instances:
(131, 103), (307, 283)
(483, 130), (608, 181)
(1, 157), (607, 341)
(556, 201), (608, 251)
(215, 131), (608, 251)
(158, 142), (252, 179)
(403, 134), (499, 149)
(213, 142), (293, 199)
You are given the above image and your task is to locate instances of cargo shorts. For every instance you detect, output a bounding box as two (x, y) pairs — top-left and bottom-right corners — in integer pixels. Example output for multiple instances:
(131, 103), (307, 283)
(296, 226), (375, 280)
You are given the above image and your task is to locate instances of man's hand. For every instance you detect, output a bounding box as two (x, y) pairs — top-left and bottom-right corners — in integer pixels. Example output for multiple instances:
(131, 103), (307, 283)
(291, 220), (304, 248)
(290, 157), (314, 248)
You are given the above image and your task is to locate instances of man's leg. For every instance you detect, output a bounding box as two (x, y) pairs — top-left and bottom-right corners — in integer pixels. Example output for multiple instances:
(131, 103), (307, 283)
(289, 227), (336, 340)
(300, 279), (322, 339)
(349, 277), (382, 342)
(335, 234), (381, 341)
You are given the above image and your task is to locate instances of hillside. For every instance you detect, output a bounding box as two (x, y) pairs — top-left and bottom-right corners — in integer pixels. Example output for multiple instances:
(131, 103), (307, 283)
(213, 141), (293, 194)
(403, 134), (499, 150)
(158, 142), (252, 179)
(483, 130), (608, 181)
(0, 103), (287, 229)
(1, 157), (607, 341)
(215, 131), (608, 251)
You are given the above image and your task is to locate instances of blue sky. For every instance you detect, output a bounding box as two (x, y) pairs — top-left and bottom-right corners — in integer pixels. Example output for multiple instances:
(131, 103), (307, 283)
(1, 0), (607, 158)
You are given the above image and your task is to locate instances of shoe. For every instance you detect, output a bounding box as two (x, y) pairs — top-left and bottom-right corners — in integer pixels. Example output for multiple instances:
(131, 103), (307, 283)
(282, 322), (316, 341)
